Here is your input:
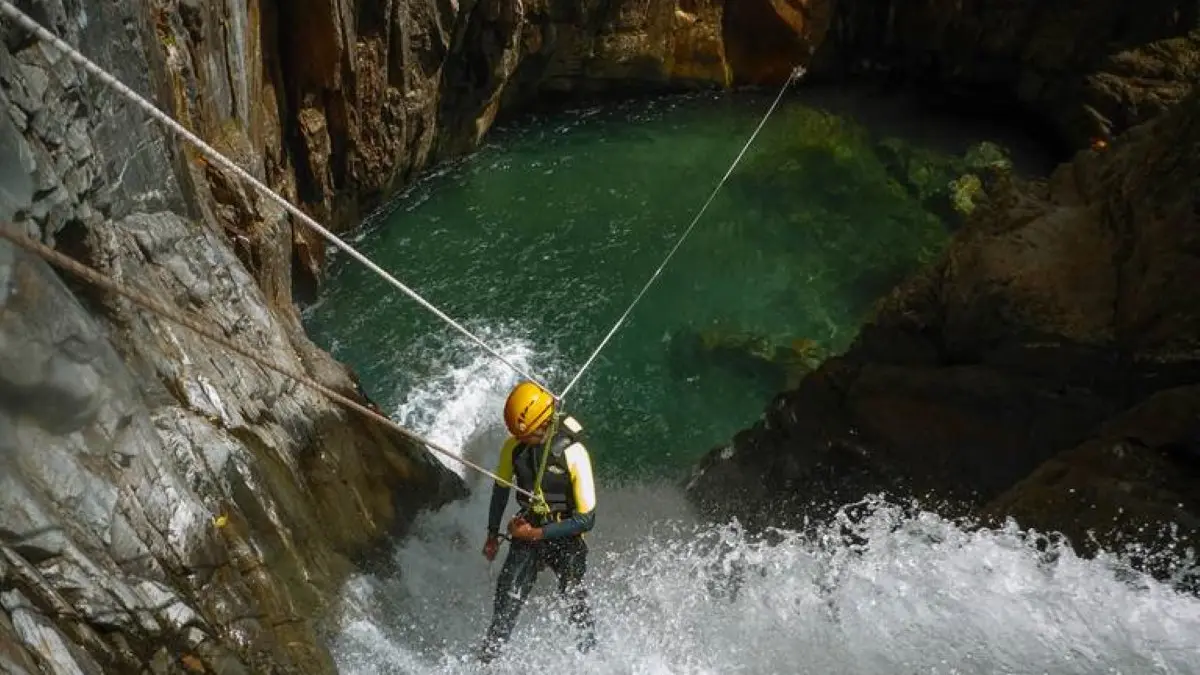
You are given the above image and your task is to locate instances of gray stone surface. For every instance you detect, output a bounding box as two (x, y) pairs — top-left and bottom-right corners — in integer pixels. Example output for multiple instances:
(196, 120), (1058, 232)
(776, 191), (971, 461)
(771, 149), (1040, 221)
(1, 0), (468, 672)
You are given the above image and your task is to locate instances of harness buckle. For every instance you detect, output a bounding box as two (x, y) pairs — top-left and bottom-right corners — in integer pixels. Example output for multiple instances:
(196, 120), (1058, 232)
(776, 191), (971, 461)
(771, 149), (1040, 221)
(528, 493), (551, 519)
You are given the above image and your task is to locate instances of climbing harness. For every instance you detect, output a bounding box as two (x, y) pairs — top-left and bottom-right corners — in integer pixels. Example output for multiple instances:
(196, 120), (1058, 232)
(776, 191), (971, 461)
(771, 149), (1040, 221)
(0, 0), (549, 394)
(0, 225), (537, 500)
(0, 0), (804, 493)
(557, 65), (807, 401)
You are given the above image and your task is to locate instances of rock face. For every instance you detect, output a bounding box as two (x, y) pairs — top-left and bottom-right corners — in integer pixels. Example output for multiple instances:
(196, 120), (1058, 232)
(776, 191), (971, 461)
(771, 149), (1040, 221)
(686, 86), (1200, 575)
(816, 0), (1200, 149)
(430, 0), (822, 155)
(1, 231), (463, 674)
(1, 1), (469, 672)
(983, 385), (1200, 585)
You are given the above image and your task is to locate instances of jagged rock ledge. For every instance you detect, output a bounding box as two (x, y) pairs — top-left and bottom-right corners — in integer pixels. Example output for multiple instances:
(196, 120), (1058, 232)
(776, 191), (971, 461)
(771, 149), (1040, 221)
(685, 85), (1200, 585)
(0, 0), (481, 672)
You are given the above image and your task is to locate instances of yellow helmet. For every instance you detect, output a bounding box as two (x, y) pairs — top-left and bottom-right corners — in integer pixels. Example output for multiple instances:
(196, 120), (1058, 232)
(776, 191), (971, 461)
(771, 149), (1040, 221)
(503, 381), (555, 439)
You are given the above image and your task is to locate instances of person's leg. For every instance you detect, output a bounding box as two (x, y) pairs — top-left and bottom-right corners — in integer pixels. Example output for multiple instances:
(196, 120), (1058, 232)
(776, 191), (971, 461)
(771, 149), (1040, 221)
(480, 541), (540, 662)
(547, 537), (596, 653)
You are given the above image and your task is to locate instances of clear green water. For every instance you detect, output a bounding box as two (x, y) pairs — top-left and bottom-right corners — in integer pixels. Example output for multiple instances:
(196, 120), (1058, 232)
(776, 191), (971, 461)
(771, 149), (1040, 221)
(301, 87), (1034, 481)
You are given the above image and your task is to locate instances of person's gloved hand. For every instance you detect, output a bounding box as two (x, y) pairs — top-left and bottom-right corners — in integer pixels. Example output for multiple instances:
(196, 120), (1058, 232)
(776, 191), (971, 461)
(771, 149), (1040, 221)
(508, 516), (543, 542)
(482, 535), (500, 561)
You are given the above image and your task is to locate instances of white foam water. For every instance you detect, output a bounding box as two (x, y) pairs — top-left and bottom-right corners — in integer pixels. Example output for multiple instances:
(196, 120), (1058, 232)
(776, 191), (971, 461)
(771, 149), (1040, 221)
(331, 339), (1200, 675)
(389, 326), (562, 480)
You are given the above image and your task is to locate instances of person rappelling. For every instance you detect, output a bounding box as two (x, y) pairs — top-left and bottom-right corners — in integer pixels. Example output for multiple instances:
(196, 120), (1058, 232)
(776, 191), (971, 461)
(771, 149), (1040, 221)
(477, 380), (598, 664)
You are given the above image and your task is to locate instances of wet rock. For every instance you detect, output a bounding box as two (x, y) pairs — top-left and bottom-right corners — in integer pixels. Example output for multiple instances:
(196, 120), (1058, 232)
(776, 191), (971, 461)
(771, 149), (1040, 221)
(0, 225), (464, 672)
(0, 103), (34, 222)
(2, 0), (467, 671)
(2, 589), (106, 675)
(686, 359), (1119, 532)
(983, 385), (1200, 586)
(0, 607), (41, 675)
(689, 84), (1200, 562)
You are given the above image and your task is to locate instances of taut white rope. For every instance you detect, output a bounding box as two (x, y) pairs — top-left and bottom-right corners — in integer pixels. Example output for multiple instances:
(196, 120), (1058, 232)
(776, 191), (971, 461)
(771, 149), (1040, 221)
(0, 0), (549, 392)
(0, 225), (538, 498)
(557, 66), (807, 400)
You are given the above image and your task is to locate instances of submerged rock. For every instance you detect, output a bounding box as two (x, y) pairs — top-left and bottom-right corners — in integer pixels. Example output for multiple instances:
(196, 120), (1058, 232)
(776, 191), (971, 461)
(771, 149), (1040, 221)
(669, 323), (828, 391)
(875, 138), (1014, 228)
(688, 85), (1200, 576)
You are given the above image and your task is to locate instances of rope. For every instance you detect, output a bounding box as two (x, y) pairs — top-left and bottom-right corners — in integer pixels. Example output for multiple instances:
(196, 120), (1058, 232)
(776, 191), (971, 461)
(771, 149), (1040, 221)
(0, 0), (549, 393)
(4, 0), (806, 490)
(0, 225), (537, 500)
(526, 409), (563, 518)
(557, 65), (806, 400)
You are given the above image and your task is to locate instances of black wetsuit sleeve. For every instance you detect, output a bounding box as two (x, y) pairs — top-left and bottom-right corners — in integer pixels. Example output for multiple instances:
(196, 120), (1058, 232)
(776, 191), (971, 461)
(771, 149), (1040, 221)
(487, 482), (510, 538)
(488, 440), (517, 537)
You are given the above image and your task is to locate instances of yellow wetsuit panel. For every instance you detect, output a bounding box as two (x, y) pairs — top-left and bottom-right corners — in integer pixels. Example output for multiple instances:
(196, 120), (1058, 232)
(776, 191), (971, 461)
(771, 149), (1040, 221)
(564, 442), (596, 514)
(494, 437), (517, 485)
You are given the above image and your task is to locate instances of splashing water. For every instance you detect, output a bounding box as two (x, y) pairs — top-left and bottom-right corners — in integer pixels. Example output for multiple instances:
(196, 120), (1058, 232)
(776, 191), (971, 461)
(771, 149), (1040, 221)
(327, 342), (1200, 675)
(308, 91), (1200, 674)
(385, 326), (565, 477)
(330, 488), (1200, 675)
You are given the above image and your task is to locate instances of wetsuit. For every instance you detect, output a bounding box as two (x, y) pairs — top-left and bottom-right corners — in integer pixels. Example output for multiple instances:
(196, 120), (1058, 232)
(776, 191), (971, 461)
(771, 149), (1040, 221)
(479, 424), (597, 662)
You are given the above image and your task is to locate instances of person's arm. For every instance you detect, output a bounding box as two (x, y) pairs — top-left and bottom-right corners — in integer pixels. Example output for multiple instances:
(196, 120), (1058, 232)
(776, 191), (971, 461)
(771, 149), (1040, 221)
(487, 439), (517, 537)
(539, 442), (596, 540)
